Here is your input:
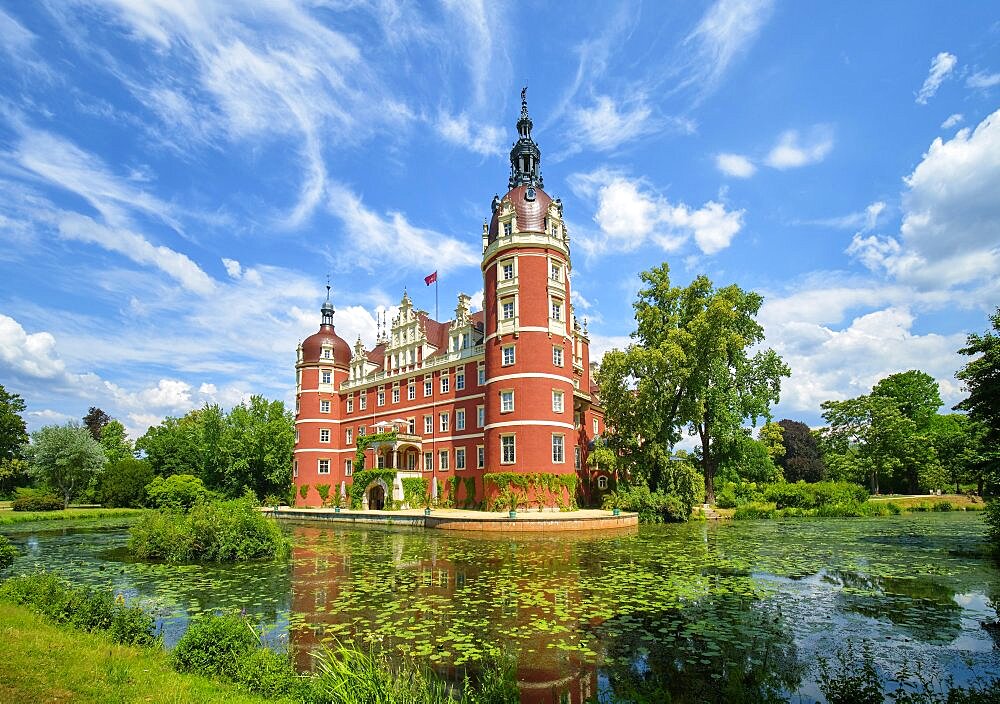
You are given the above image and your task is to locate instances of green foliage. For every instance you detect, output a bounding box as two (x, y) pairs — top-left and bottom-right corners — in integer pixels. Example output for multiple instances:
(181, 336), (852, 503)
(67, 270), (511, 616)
(719, 434), (782, 484)
(598, 263), (789, 504)
(733, 502), (776, 520)
(0, 572), (156, 646)
(299, 483), (309, 500)
(602, 485), (688, 523)
(315, 483), (331, 505)
(82, 407), (111, 441)
(98, 457), (153, 507)
(352, 430), (398, 474)
(171, 611), (260, 679)
(145, 473), (210, 510)
(493, 486), (525, 513)
(817, 640), (882, 704)
(11, 487), (64, 511)
(955, 308), (1000, 479)
(985, 501), (1000, 551)
(872, 370), (943, 430)
(776, 419), (827, 482)
(0, 534), (18, 570)
(127, 494), (290, 563)
(349, 469), (397, 509)
(714, 480), (765, 508)
(97, 420), (134, 466)
(401, 477), (429, 507)
(26, 422), (107, 508)
(757, 422), (785, 460)
(0, 384), (29, 463)
(762, 481), (869, 509)
(483, 472), (577, 508)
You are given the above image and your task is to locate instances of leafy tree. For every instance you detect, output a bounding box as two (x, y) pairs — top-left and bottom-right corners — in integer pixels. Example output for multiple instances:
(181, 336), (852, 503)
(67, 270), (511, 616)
(0, 384), (29, 461)
(776, 420), (826, 483)
(82, 407), (111, 441)
(99, 457), (153, 507)
(757, 422), (785, 461)
(26, 423), (107, 508)
(98, 419), (134, 465)
(955, 307), (1000, 440)
(719, 435), (782, 484)
(872, 370), (942, 430)
(599, 264), (789, 504)
(220, 396), (294, 499)
(145, 473), (209, 510)
(136, 415), (201, 477)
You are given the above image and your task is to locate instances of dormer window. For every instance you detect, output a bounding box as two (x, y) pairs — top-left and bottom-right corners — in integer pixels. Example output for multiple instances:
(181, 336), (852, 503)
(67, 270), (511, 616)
(503, 222), (512, 237)
(501, 260), (514, 280)
(323, 348), (332, 359)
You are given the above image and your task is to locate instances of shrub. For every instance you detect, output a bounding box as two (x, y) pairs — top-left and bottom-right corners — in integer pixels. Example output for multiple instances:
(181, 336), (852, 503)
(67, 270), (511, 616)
(128, 494), (290, 563)
(315, 483), (331, 506)
(985, 501), (1000, 551)
(733, 502), (775, 520)
(605, 485), (690, 523)
(763, 481), (868, 509)
(0, 572), (156, 646)
(932, 501), (953, 512)
(145, 474), (209, 510)
(715, 480), (765, 508)
(0, 534), (18, 569)
(11, 487), (64, 512)
(99, 458), (154, 507)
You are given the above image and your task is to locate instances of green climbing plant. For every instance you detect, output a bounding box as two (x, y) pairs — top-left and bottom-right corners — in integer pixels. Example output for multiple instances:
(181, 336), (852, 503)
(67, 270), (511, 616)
(349, 469), (397, 509)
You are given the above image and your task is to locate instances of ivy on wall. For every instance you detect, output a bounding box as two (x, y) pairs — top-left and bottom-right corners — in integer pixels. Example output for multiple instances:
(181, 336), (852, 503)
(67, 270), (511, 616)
(482, 472), (577, 510)
(349, 469), (397, 509)
(401, 477), (429, 507)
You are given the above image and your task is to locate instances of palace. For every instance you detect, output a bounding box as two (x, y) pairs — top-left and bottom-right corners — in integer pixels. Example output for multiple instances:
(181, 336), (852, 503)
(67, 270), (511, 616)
(292, 92), (605, 509)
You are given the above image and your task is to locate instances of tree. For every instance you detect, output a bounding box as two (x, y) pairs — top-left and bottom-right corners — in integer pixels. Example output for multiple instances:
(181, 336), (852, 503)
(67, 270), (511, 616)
(719, 434), (782, 484)
(0, 385), (29, 462)
(776, 420), (826, 483)
(872, 370), (942, 430)
(99, 457), (153, 507)
(599, 264), (789, 504)
(220, 395), (294, 499)
(82, 407), (111, 441)
(955, 307), (1000, 447)
(757, 422), (785, 461)
(137, 416), (201, 478)
(98, 419), (134, 465)
(26, 423), (107, 508)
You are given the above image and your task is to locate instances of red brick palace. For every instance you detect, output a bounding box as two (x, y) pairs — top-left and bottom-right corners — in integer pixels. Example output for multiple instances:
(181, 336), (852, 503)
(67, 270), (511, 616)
(292, 92), (605, 509)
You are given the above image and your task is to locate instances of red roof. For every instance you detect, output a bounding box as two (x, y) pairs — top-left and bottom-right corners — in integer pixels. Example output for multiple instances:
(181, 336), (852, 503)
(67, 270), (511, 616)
(488, 184), (553, 243)
(366, 342), (386, 366)
(301, 325), (350, 366)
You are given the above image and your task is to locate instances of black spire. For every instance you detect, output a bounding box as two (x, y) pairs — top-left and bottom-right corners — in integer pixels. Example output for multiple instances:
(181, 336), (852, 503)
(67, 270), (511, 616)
(321, 282), (334, 328)
(508, 86), (543, 189)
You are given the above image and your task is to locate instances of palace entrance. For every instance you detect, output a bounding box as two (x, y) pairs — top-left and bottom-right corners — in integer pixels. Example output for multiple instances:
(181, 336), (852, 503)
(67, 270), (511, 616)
(368, 484), (386, 510)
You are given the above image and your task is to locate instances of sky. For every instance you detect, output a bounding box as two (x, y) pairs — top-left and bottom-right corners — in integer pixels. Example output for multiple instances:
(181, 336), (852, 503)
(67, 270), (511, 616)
(0, 0), (998, 441)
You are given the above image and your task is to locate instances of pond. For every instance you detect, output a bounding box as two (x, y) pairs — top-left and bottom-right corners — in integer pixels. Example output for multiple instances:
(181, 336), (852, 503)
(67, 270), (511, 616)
(2, 512), (998, 703)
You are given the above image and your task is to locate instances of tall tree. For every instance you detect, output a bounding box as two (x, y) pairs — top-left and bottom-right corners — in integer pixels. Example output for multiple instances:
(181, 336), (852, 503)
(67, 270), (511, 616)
(98, 419), (134, 465)
(136, 416), (201, 477)
(872, 370), (942, 430)
(598, 263), (789, 504)
(776, 419), (826, 483)
(220, 395), (294, 499)
(955, 307), (1000, 446)
(83, 407), (112, 440)
(0, 385), (30, 495)
(27, 423), (107, 508)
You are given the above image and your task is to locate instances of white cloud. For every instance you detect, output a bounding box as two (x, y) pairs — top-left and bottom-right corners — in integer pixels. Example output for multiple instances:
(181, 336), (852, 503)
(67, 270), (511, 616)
(0, 315), (66, 379)
(683, 0), (774, 99)
(915, 51), (957, 105)
(941, 113), (963, 129)
(436, 113), (504, 156)
(571, 95), (656, 151)
(0, 7), (36, 55)
(798, 201), (886, 230)
(222, 258), (242, 279)
(967, 71), (1000, 89)
(569, 169), (745, 256)
(715, 152), (756, 178)
(468, 289), (484, 313)
(326, 185), (480, 275)
(764, 127), (834, 169)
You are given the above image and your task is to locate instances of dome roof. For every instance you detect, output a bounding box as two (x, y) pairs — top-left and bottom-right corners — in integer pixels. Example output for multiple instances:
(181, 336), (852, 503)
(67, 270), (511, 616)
(488, 184), (553, 243)
(301, 324), (350, 366)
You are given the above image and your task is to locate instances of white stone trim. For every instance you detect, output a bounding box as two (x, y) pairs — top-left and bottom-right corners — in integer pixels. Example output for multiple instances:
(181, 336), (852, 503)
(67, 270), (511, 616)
(487, 372), (572, 384)
(485, 420), (575, 430)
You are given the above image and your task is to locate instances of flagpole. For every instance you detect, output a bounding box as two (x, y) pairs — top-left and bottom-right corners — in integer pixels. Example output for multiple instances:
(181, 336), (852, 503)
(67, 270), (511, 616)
(435, 276), (438, 322)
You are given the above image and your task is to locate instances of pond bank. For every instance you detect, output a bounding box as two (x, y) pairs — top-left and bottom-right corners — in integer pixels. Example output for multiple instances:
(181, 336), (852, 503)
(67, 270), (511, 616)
(270, 506), (639, 532)
(0, 507), (143, 526)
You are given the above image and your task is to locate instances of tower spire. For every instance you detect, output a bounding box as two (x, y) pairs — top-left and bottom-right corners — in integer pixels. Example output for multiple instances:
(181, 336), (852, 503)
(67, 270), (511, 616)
(509, 86), (543, 189)
(320, 279), (335, 328)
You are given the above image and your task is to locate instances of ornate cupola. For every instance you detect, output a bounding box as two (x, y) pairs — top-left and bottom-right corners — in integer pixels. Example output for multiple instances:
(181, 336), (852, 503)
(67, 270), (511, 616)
(320, 285), (335, 328)
(508, 87), (543, 190)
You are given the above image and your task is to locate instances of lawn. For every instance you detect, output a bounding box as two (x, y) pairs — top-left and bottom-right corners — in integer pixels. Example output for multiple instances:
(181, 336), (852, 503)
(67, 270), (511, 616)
(0, 507), (145, 526)
(0, 602), (286, 703)
(868, 493), (985, 510)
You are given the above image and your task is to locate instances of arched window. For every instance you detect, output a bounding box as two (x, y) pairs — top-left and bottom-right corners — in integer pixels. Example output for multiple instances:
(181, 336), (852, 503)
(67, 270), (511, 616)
(597, 476), (608, 490)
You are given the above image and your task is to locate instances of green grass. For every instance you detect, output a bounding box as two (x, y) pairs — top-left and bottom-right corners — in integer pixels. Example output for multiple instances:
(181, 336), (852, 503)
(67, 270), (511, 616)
(0, 507), (145, 526)
(0, 602), (288, 703)
(868, 494), (985, 510)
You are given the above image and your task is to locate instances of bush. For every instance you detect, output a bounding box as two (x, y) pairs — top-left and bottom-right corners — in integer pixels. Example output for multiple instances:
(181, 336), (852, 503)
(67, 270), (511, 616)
(603, 485), (689, 523)
(733, 502), (775, 520)
(762, 481), (868, 509)
(98, 458), (154, 507)
(11, 487), (64, 512)
(985, 501), (1000, 551)
(0, 535), (18, 569)
(0, 572), (156, 646)
(932, 500), (953, 512)
(714, 480), (765, 509)
(145, 474), (210, 510)
(128, 494), (290, 563)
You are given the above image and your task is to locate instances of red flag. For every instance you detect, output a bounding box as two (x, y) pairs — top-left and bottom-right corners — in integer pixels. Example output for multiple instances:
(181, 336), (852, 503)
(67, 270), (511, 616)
(424, 271), (438, 286)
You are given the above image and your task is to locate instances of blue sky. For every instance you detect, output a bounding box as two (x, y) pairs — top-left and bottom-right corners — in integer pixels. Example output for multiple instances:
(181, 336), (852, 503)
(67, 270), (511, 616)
(0, 1), (998, 440)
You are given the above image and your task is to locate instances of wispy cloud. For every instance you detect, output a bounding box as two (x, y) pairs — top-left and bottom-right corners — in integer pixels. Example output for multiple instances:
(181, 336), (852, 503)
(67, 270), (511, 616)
(941, 113), (964, 129)
(715, 152), (756, 178)
(915, 51), (957, 104)
(435, 112), (504, 156)
(765, 126), (834, 169)
(967, 71), (1000, 89)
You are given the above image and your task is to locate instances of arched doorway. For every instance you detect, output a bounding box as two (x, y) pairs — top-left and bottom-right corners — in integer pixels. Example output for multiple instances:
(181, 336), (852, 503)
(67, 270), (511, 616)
(368, 484), (386, 510)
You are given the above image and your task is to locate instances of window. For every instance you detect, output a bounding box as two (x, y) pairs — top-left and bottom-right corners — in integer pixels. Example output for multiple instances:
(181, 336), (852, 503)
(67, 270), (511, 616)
(456, 448), (466, 470)
(456, 409), (465, 430)
(318, 459), (330, 475)
(456, 370), (465, 390)
(320, 429), (331, 443)
(550, 299), (562, 321)
(553, 346), (563, 367)
(321, 369), (332, 384)
(478, 365), (486, 385)
(407, 418), (415, 434)
(424, 376), (432, 397)
(552, 434), (565, 463)
(593, 418), (599, 436)
(295, 397), (300, 414)
(345, 459), (353, 477)
(323, 348), (331, 359)
(377, 455), (385, 468)
(408, 382), (416, 400)
(424, 452), (433, 471)
(477, 405), (485, 427)
(441, 375), (450, 393)
(477, 446), (485, 468)
(552, 390), (564, 413)
(343, 428), (351, 444)
(321, 399), (331, 414)
(424, 415), (433, 434)
(501, 260), (514, 280)
(501, 435), (515, 464)
(503, 222), (512, 237)
(377, 388), (385, 406)
(500, 390), (514, 413)
(502, 345), (515, 366)
(440, 412), (450, 433)
(293, 460), (298, 477)
(575, 446), (581, 469)
(392, 387), (400, 403)
(439, 450), (449, 470)
(550, 261), (561, 281)
(597, 475), (608, 490)
(359, 393), (367, 410)
(501, 299), (515, 320)
(358, 425), (366, 437)
(294, 429), (299, 443)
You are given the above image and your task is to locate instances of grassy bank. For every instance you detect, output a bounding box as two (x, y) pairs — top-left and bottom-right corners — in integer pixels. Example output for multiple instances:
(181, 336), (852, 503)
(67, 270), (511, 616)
(0, 602), (283, 704)
(0, 507), (144, 526)
(868, 493), (985, 510)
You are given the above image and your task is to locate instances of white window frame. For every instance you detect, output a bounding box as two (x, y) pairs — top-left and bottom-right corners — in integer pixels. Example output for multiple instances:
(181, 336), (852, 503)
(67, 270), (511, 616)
(321, 399), (331, 414)
(478, 365), (486, 385)
(552, 390), (564, 413)
(440, 412), (450, 433)
(456, 370), (465, 390)
(392, 387), (400, 403)
(593, 418), (599, 435)
(441, 375), (450, 393)
(359, 393), (367, 410)
(320, 428), (331, 443)
(321, 369), (332, 384)
(552, 434), (565, 464)
(424, 452), (433, 471)
(408, 382), (416, 400)
(456, 409), (466, 430)
(345, 459), (353, 477)
(293, 460), (298, 477)
(424, 415), (433, 434)
(424, 376), (432, 397)
(501, 259), (514, 280)
(477, 405), (485, 427)
(501, 435), (515, 465)
(318, 459), (330, 475)
(456, 447), (466, 470)
(477, 445), (485, 469)
(344, 428), (352, 445)
(502, 345), (515, 366)
(501, 299), (515, 320)
(553, 346), (563, 367)
(597, 476), (608, 490)
(550, 299), (563, 322)
(377, 388), (385, 406)
(407, 417), (416, 434)
(500, 390), (514, 414)
(439, 450), (449, 471)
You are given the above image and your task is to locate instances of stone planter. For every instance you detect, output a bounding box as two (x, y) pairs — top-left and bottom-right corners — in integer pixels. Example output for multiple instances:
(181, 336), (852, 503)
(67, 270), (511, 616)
(612, 508), (621, 517)
(424, 508), (431, 516)
(508, 510), (517, 519)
